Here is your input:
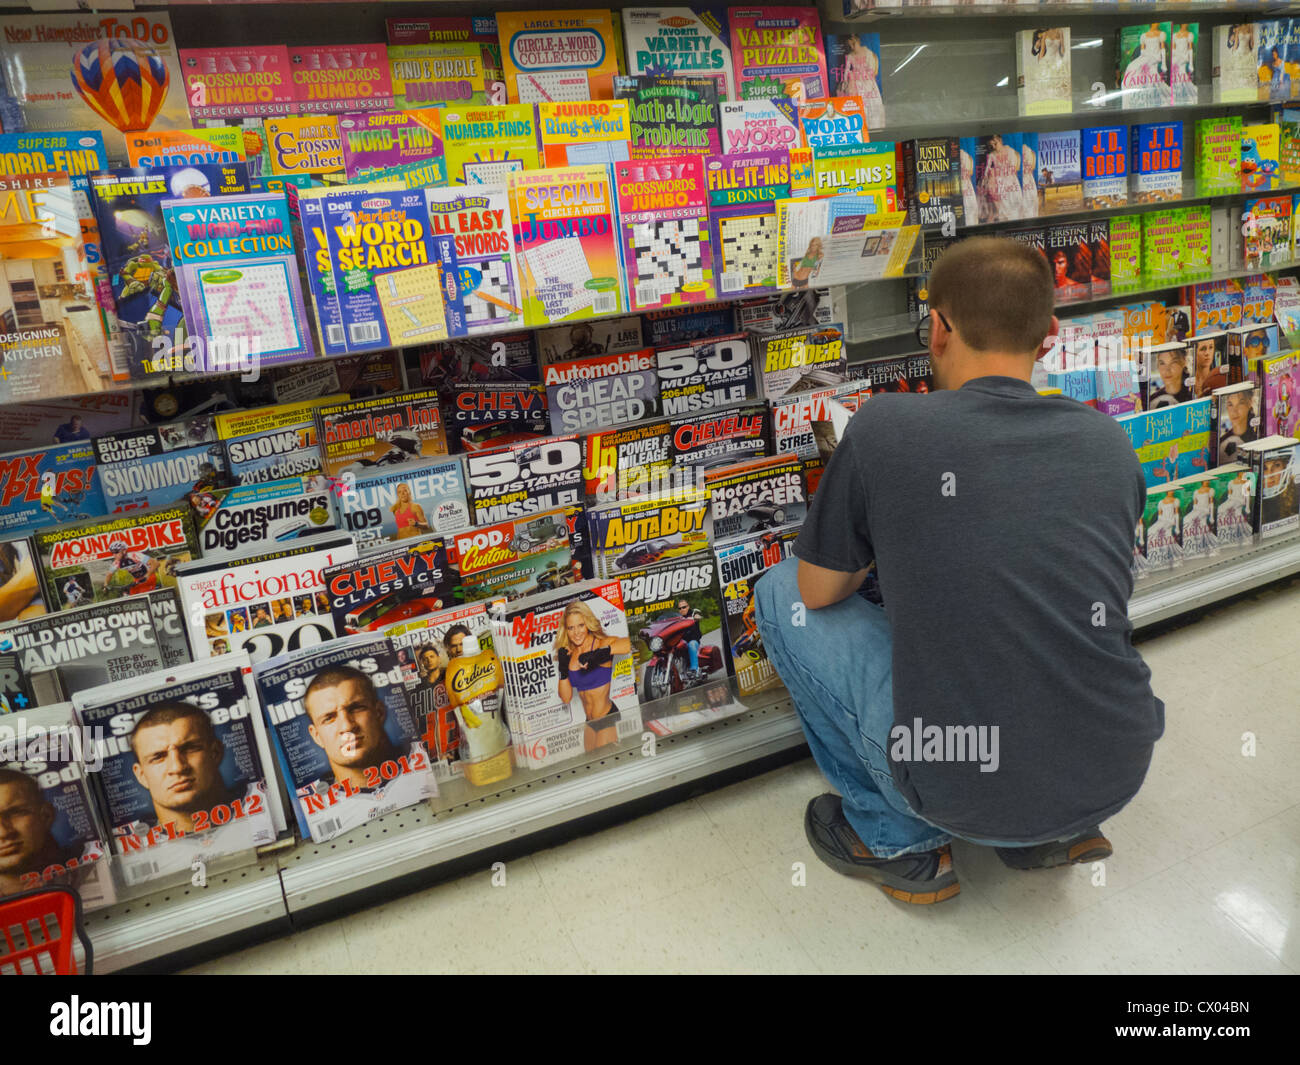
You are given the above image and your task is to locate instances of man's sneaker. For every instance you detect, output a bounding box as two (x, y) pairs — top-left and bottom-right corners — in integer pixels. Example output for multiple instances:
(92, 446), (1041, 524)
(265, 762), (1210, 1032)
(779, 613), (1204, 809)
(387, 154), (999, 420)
(803, 794), (960, 904)
(995, 828), (1113, 871)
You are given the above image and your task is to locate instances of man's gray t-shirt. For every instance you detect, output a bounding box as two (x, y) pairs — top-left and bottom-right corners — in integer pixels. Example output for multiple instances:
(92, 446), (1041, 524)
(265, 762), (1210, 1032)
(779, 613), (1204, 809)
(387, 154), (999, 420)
(795, 375), (1165, 842)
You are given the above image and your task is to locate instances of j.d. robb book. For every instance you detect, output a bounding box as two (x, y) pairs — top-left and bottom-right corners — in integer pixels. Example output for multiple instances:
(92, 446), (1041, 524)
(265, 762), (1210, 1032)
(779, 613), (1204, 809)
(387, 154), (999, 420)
(286, 44), (395, 114)
(623, 8), (735, 102)
(0, 172), (114, 402)
(671, 401), (769, 468)
(125, 128), (246, 168)
(1082, 125), (1128, 209)
(424, 185), (523, 335)
(450, 508), (575, 604)
(1131, 122), (1183, 202)
(162, 190), (316, 370)
(179, 46), (296, 121)
(320, 184), (454, 352)
(36, 503), (198, 612)
(215, 396), (338, 485)
(462, 433), (584, 525)
(582, 418), (674, 503)
(388, 42), (488, 109)
(615, 74), (723, 158)
(339, 459), (472, 548)
(441, 104), (541, 185)
(175, 531), (356, 661)
(729, 7), (828, 102)
(74, 655), (282, 886)
(336, 111), (445, 188)
(713, 525), (797, 696)
(253, 633), (435, 843)
(705, 454), (807, 540)
(656, 332), (759, 415)
(616, 154), (716, 310)
(706, 149), (789, 296)
(496, 9), (621, 103)
(545, 347), (662, 433)
(315, 388), (450, 480)
(1016, 28), (1073, 116)
(509, 165), (624, 325)
(538, 100), (633, 167)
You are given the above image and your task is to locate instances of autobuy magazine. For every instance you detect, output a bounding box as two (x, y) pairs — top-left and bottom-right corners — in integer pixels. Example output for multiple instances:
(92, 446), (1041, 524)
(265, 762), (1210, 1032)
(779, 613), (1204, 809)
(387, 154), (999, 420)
(253, 633), (435, 842)
(587, 485), (713, 577)
(73, 656), (283, 887)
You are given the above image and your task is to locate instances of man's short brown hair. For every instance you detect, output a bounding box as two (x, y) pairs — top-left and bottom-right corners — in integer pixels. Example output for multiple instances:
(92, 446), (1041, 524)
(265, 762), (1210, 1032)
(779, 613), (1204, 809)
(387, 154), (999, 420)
(130, 700), (216, 756)
(927, 237), (1055, 355)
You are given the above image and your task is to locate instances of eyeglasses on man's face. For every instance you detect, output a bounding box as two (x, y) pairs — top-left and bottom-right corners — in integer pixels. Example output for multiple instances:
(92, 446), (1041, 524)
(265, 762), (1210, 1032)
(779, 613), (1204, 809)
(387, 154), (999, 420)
(915, 310), (952, 348)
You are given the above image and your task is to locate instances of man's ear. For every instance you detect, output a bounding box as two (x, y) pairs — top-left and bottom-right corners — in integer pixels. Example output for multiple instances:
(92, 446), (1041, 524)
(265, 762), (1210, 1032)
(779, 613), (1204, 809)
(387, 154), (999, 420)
(1035, 315), (1062, 363)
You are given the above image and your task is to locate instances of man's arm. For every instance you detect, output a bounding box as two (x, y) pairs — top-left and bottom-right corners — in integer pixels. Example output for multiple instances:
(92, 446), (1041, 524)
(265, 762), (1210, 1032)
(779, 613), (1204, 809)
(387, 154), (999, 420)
(796, 560), (871, 611)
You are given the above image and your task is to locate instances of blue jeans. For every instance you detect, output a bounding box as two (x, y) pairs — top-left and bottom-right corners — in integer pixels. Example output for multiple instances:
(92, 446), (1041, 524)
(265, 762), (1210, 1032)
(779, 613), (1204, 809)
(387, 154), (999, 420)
(754, 558), (1029, 859)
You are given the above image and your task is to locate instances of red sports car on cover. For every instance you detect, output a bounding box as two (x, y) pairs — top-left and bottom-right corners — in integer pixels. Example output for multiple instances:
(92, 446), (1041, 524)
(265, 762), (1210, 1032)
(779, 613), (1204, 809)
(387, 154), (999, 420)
(344, 594), (445, 634)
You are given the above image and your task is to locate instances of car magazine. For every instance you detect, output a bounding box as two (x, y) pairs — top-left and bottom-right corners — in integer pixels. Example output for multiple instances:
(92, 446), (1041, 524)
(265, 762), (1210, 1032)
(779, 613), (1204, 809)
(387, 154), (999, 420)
(705, 455), (808, 540)
(321, 538), (458, 635)
(463, 433), (585, 525)
(587, 485), (713, 579)
(714, 527), (799, 696)
(449, 507), (576, 603)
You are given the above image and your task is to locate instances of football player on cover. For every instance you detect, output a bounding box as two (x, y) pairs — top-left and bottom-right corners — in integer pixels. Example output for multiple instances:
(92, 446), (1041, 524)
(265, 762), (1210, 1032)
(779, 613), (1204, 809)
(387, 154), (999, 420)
(130, 702), (246, 835)
(755, 237), (1162, 905)
(0, 770), (88, 896)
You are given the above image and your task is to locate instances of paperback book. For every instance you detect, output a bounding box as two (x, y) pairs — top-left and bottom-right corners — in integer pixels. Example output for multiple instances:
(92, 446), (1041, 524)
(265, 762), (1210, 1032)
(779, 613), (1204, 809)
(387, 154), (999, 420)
(1036, 130), (1083, 215)
(1116, 22), (1171, 110)
(1082, 125), (1128, 209)
(899, 138), (963, 229)
(825, 32), (885, 129)
(1131, 122), (1183, 203)
(1211, 381), (1262, 465)
(1213, 24), (1259, 104)
(1016, 28), (1072, 116)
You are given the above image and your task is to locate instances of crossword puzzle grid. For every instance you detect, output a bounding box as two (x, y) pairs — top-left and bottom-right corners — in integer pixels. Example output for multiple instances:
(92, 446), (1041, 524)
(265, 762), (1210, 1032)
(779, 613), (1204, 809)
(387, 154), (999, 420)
(629, 217), (705, 306)
(195, 261), (301, 357)
(522, 237), (596, 318)
(376, 264), (449, 344)
(463, 259), (517, 325)
(718, 214), (777, 292)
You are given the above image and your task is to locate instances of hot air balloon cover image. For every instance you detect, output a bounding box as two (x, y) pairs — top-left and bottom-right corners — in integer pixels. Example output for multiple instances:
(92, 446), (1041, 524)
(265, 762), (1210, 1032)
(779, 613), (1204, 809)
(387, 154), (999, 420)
(0, 13), (191, 159)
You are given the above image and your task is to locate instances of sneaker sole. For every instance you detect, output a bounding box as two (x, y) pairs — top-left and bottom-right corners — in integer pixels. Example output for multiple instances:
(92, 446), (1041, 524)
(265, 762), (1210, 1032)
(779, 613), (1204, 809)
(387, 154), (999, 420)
(804, 808), (961, 903)
(1000, 835), (1114, 871)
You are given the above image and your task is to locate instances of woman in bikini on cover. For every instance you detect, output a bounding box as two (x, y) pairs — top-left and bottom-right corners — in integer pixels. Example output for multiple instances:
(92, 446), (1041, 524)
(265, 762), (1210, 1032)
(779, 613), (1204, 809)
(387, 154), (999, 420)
(554, 600), (632, 752)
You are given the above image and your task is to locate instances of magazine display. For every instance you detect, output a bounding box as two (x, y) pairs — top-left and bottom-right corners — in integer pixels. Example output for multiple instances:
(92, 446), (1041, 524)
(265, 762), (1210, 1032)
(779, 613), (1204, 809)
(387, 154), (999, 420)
(582, 418), (678, 504)
(0, 597), (166, 709)
(321, 538), (457, 635)
(705, 455), (807, 540)
(443, 382), (549, 452)
(215, 397), (338, 485)
(176, 532), (357, 662)
(254, 634), (436, 842)
(0, 703), (114, 910)
(450, 508), (576, 603)
(35, 504), (200, 612)
(543, 348), (662, 433)
(714, 526), (798, 696)
(74, 656), (283, 887)
(751, 324), (847, 399)
(488, 578), (640, 768)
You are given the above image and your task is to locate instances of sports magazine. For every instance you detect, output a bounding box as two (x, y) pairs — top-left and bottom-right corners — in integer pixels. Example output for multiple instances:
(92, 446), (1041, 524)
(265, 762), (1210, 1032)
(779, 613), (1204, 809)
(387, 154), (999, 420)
(194, 475), (338, 561)
(321, 538), (457, 635)
(0, 703), (114, 910)
(586, 486), (713, 578)
(254, 634), (436, 842)
(175, 532), (358, 662)
(0, 441), (107, 537)
(705, 455), (808, 540)
(35, 504), (199, 611)
(73, 656), (283, 887)
(215, 396), (340, 485)
(338, 458), (471, 548)
(94, 419), (229, 513)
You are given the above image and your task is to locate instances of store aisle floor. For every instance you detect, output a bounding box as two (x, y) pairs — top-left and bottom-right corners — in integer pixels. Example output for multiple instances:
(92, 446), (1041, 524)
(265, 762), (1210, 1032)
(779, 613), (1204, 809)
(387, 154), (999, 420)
(184, 581), (1300, 975)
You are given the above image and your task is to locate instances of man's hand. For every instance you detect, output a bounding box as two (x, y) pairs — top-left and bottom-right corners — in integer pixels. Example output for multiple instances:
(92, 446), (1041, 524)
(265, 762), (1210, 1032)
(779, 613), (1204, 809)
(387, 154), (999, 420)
(796, 560), (870, 610)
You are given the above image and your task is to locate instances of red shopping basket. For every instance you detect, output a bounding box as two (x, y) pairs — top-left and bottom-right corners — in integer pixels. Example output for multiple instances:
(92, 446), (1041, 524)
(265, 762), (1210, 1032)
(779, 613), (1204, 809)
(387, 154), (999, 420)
(0, 887), (93, 975)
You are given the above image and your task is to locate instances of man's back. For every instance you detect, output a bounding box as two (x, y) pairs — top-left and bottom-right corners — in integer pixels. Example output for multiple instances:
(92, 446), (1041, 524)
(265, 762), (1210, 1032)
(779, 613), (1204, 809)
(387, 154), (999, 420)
(797, 376), (1165, 841)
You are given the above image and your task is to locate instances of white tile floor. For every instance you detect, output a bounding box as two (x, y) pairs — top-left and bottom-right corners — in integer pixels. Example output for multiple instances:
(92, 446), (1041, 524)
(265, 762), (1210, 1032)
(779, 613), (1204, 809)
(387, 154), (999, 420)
(184, 581), (1300, 975)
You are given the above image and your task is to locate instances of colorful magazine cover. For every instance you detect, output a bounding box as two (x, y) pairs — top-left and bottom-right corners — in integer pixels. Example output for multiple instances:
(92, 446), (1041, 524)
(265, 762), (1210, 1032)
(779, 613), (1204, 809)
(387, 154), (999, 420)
(215, 396), (337, 485)
(424, 185), (523, 335)
(713, 526), (798, 695)
(0, 442), (106, 538)
(538, 100), (633, 167)
(582, 419), (676, 503)
(315, 389), (450, 480)
(175, 532), (357, 662)
(707, 149), (789, 296)
(254, 634), (435, 842)
(1261, 351), (1300, 437)
(0, 13), (190, 155)
(35, 504), (198, 612)
(125, 127), (246, 168)
(462, 433), (584, 525)
(729, 7), (828, 102)
(0, 703), (114, 910)
(179, 46), (297, 121)
(671, 402), (770, 468)
(441, 103), (541, 186)
(615, 74), (722, 158)
(544, 347), (662, 433)
(0, 533), (47, 623)
(509, 165), (625, 325)
(619, 554), (726, 703)
(94, 420), (228, 513)
(587, 486), (712, 578)
(705, 454), (806, 540)
(339, 459), (471, 548)
(449, 508), (576, 603)
(262, 116), (344, 178)
(286, 44), (395, 114)
(321, 537), (457, 635)
(385, 15), (505, 103)
(388, 42), (488, 109)
(752, 324), (847, 399)
(74, 655), (283, 886)
(496, 9), (621, 103)
(617, 154), (715, 310)
(335, 111), (445, 188)
(770, 381), (867, 459)
(443, 382), (549, 452)
(656, 333), (759, 415)
(825, 32), (884, 129)
(718, 97), (799, 153)
(622, 7), (733, 100)
(194, 476), (338, 562)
